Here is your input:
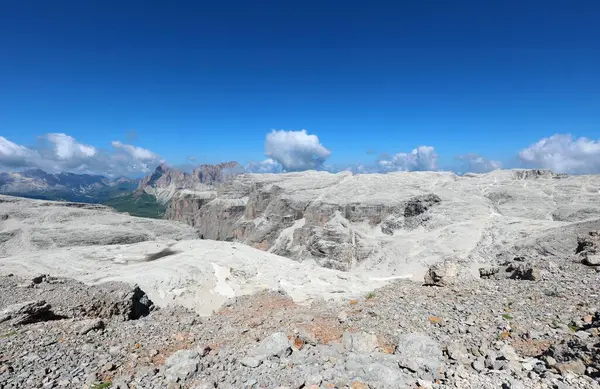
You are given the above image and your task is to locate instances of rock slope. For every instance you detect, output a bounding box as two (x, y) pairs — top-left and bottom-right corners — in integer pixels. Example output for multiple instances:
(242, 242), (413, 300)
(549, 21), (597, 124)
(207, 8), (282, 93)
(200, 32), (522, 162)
(0, 195), (387, 315)
(137, 162), (240, 204)
(1, 252), (599, 389)
(0, 195), (199, 257)
(163, 169), (600, 279)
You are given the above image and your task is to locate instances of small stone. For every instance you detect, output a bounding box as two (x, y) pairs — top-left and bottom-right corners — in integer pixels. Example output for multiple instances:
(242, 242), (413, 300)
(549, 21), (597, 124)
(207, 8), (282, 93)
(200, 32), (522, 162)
(240, 357), (262, 368)
(497, 344), (518, 361)
(472, 357), (485, 372)
(395, 333), (443, 379)
(544, 356), (557, 367)
(555, 360), (586, 376)
(250, 332), (291, 359)
(574, 331), (591, 340)
(446, 343), (470, 365)
(78, 319), (105, 335)
(338, 311), (348, 323)
(417, 379), (433, 388)
(101, 362), (116, 373)
(342, 331), (378, 354)
(164, 349), (201, 382)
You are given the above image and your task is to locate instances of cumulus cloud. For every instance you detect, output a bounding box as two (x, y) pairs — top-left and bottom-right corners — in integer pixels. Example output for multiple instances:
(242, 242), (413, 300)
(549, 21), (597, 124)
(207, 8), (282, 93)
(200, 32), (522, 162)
(264, 129), (331, 171)
(519, 134), (600, 174)
(111, 141), (159, 161)
(0, 134), (162, 177)
(36, 133), (100, 171)
(377, 146), (438, 172)
(245, 158), (284, 173)
(455, 153), (502, 173)
(0, 136), (38, 168)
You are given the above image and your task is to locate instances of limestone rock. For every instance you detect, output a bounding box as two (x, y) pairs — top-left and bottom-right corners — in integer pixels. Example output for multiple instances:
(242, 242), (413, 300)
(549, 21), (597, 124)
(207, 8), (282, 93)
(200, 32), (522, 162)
(77, 318), (105, 335)
(508, 264), (541, 281)
(0, 300), (56, 325)
(555, 360), (586, 376)
(395, 333), (443, 379)
(423, 261), (472, 287)
(249, 332), (292, 359)
(342, 331), (379, 354)
(164, 349), (201, 382)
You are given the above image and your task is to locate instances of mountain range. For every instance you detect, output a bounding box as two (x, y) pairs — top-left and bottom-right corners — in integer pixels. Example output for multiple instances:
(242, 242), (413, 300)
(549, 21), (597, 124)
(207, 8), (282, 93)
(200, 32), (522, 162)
(0, 163), (241, 218)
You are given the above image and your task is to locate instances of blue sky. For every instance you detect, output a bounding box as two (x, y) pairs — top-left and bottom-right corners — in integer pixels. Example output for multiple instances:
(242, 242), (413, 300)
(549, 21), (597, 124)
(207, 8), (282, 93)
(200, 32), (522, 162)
(1, 0), (599, 176)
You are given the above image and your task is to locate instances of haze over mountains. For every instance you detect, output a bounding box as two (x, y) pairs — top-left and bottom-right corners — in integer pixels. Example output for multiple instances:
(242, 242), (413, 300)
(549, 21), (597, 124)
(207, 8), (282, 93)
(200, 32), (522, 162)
(0, 169), (137, 203)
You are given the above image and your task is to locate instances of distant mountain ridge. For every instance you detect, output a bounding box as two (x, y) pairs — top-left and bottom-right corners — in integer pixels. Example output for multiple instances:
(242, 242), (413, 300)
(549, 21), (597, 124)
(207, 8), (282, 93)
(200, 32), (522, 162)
(0, 163), (241, 218)
(137, 161), (240, 203)
(0, 169), (139, 206)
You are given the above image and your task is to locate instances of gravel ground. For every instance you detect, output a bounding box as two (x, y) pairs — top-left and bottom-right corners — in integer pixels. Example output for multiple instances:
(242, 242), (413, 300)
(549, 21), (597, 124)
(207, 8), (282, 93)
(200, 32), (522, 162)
(1, 251), (599, 389)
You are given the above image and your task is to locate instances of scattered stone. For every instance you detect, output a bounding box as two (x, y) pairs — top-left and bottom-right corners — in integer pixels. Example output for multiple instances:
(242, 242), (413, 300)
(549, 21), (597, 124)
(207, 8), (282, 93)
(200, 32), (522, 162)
(555, 360), (586, 376)
(395, 333), (443, 379)
(77, 318), (105, 335)
(479, 267), (500, 278)
(508, 264), (540, 281)
(0, 300), (58, 325)
(164, 349), (201, 382)
(342, 331), (379, 354)
(423, 261), (472, 287)
(446, 342), (470, 365)
(472, 357), (485, 372)
(249, 332), (292, 359)
(240, 356), (263, 368)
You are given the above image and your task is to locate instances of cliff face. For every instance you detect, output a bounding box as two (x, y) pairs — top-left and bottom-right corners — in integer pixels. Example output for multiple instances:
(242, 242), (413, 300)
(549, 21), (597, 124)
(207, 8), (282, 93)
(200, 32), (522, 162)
(137, 162), (240, 204)
(162, 169), (600, 275)
(163, 171), (450, 271)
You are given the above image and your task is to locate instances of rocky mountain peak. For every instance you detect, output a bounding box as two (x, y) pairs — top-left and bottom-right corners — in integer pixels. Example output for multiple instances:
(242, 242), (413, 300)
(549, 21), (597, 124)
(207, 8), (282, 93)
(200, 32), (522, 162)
(191, 161), (241, 184)
(137, 162), (241, 203)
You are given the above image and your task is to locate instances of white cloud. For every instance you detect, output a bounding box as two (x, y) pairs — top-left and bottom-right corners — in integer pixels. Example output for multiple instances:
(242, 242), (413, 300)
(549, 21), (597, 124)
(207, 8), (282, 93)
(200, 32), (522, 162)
(111, 141), (159, 161)
(46, 133), (97, 160)
(378, 145), (438, 172)
(245, 158), (284, 173)
(456, 153), (502, 173)
(264, 129), (331, 171)
(519, 134), (600, 174)
(0, 136), (39, 168)
(0, 134), (163, 177)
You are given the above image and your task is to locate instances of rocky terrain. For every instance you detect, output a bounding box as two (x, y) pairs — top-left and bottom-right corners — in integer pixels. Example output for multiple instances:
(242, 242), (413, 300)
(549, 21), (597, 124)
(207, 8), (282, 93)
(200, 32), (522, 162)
(162, 168), (600, 279)
(1, 254), (599, 388)
(1, 169), (600, 388)
(137, 162), (240, 204)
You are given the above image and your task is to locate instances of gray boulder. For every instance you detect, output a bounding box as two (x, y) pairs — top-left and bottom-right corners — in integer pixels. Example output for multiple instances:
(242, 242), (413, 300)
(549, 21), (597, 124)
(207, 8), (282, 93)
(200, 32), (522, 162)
(0, 300), (58, 325)
(250, 332), (292, 359)
(165, 349), (201, 382)
(508, 263), (541, 281)
(423, 261), (473, 287)
(342, 331), (379, 354)
(342, 352), (411, 389)
(395, 333), (443, 379)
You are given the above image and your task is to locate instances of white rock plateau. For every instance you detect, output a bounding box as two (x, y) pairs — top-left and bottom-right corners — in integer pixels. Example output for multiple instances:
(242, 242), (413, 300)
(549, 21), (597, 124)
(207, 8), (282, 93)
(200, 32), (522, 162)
(0, 195), (386, 315)
(3, 168), (600, 315)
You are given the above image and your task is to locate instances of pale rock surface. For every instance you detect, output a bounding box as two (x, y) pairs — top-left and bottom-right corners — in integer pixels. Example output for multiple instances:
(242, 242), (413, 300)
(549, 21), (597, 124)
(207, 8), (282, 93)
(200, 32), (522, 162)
(0, 195), (198, 257)
(160, 169), (600, 280)
(0, 195), (387, 315)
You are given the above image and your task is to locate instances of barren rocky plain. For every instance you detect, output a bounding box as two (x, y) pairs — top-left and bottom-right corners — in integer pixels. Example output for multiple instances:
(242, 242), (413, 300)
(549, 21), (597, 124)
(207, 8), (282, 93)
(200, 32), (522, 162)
(1, 169), (600, 388)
